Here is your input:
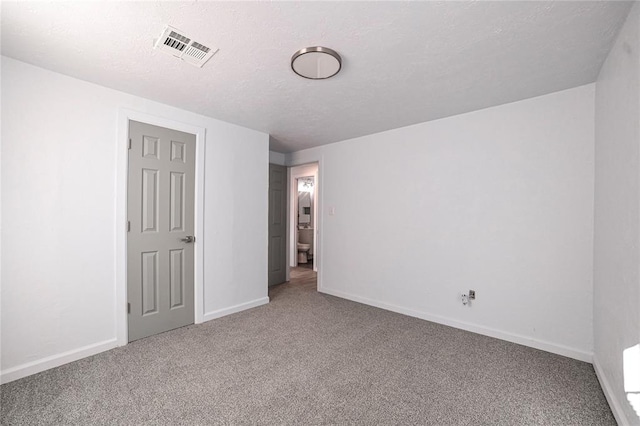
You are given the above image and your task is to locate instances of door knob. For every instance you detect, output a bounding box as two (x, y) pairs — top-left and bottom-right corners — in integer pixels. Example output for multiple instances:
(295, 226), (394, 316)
(181, 236), (195, 243)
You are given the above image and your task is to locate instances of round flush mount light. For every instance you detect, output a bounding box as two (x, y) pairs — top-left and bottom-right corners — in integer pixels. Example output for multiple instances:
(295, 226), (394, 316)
(291, 46), (342, 80)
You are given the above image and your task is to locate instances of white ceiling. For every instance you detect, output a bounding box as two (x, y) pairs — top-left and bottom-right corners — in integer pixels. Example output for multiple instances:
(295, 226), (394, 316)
(1, 1), (633, 152)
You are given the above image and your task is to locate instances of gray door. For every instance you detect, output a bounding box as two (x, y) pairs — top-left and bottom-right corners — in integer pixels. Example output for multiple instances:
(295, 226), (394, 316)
(127, 120), (196, 342)
(268, 164), (287, 286)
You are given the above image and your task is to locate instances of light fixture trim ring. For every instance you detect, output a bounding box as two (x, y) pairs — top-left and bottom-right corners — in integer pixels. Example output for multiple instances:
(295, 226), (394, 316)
(291, 46), (342, 80)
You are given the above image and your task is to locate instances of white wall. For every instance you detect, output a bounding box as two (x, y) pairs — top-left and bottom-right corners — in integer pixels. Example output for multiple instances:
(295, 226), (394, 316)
(288, 84), (595, 361)
(1, 57), (269, 382)
(593, 3), (640, 425)
(269, 151), (286, 166)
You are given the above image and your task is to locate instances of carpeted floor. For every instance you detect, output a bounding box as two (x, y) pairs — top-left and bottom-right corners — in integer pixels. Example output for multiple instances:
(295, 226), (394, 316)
(1, 268), (614, 425)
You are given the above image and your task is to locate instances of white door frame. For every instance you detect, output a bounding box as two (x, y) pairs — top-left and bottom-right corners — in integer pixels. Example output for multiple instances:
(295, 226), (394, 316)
(116, 109), (206, 346)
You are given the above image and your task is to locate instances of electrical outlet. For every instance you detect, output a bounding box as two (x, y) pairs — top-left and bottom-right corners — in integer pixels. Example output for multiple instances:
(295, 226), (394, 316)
(469, 290), (476, 300)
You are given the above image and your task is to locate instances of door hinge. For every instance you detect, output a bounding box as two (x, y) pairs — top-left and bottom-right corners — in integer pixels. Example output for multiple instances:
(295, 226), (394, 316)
(127, 221), (131, 232)
(127, 303), (131, 314)
(128, 138), (132, 150)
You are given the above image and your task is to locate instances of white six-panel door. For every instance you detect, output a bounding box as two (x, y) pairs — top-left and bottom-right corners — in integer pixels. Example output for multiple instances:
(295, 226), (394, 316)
(127, 120), (196, 342)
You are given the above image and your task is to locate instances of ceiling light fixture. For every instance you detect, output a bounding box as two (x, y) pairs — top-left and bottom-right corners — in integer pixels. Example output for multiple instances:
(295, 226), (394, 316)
(291, 46), (342, 80)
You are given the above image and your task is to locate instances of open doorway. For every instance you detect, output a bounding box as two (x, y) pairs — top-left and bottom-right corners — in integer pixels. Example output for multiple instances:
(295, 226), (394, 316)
(269, 161), (319, 300)
(295, 176), (315, 270)
(289, 163), (319, 275)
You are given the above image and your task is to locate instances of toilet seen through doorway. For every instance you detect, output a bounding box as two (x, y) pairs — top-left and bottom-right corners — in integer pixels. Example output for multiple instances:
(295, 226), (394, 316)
(297, 228), (313, 264)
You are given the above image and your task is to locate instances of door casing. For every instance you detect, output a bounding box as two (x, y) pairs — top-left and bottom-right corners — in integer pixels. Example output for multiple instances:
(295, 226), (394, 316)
(116, 109), (206, 346)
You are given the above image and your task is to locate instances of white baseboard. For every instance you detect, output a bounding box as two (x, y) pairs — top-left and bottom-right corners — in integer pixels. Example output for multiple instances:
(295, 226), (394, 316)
(1, 338), (118, 385)
(203, 297), (270, 322)
(593, 355), (633, 426)
(320, 287), (592, 363)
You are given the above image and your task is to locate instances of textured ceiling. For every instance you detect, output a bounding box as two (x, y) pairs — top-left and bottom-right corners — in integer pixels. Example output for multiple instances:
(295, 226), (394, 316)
(1, 1), (633, 152)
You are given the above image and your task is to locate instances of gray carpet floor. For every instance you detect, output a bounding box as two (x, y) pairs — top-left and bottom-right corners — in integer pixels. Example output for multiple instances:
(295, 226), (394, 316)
(1, 268), (615, 425)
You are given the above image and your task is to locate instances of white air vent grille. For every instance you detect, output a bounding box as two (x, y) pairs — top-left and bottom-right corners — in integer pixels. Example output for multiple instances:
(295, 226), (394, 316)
(154, 26), (218, 68)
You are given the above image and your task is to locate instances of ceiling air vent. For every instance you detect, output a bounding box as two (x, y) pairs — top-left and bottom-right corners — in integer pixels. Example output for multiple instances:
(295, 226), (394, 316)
(154, 26), (218, 68)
